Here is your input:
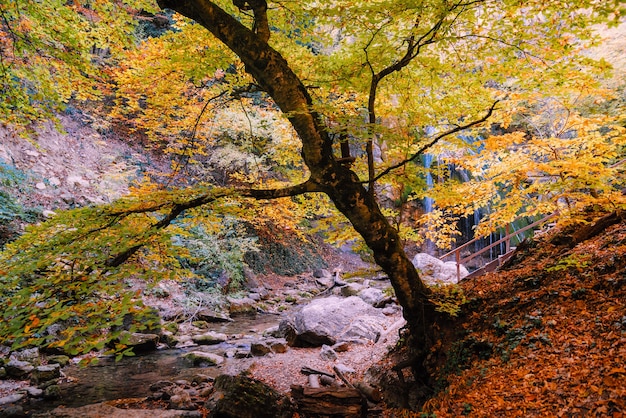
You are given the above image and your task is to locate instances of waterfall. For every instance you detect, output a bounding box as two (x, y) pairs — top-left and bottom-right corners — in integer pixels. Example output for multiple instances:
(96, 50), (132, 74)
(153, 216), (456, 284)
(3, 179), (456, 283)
(422, 153), (434, 214)
(473, 209), (482, 252)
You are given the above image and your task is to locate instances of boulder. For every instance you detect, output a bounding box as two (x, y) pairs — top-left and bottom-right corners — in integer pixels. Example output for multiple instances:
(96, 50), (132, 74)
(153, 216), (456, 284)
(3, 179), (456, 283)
(119, 331), (159, 352)
(277, 319), (297, 346)
(357, 287), (386, 306)
(47, 355), (70, 367)
(441, 261), (469, 282)
(227, 297), (257, 316)
(205, 374), (294, 418)
(262, 325), (281, 338)
(43, 384), (61, 400)
(268, 338), (289, 354)
(4, 359), (34, 378)
(250, 338), (289, 357)
(320, 345), (337, 361)
(0, 393), (24, 406)
(168, 386), (196, 410)
(11, 347), (40, 365)
(411, 253), (468, 284)
(340, 283), (364, 297)
(25, 386), (44, 398)
(242, 265), (261, 290)
(250, 341), (272, 357)
(340, 316), (381, 343)
(182, 351), (224, 367)
(30, 364), (61, 384)
(195, 309), (232, 323)
(313, 269), (334, 288)
(285, 296), (386, 346)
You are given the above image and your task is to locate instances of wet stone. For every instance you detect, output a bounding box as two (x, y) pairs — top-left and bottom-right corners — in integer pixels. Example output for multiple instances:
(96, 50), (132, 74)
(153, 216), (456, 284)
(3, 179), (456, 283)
(4, 360), (34, 378)
(46, 355), (70, 367)
(191, 331), (227, 345)
(250, 341), (272, 357)
(0, 393), (24, 406)
(30, 364), (61, 385)
(268, 339), (289, 354)
(11, 348), (40, 366)
(182, 351), (224, 367)
(24, 386), (43, 398)
(43, 384), (61, 400)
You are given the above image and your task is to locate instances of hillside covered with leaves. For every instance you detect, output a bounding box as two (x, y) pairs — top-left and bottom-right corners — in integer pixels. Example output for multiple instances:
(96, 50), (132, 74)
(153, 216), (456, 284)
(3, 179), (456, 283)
(374, 211), (625, 416)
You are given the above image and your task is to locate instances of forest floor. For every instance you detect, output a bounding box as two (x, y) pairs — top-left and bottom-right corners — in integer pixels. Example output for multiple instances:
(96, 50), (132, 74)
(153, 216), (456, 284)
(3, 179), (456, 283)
(100, 210), (625, 418)
(2, 111), (625, 416)
(392, 212), (626, 417)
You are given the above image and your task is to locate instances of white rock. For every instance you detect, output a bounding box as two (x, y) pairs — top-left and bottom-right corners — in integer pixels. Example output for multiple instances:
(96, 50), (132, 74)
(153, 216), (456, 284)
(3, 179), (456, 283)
(411, 253), (468, 284)
(66, 175), (90, 188)
(42, 210), (57, 218)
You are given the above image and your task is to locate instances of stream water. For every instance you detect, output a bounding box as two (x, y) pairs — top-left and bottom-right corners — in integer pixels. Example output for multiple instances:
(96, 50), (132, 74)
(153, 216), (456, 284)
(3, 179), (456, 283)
(23, 313), (284, 414)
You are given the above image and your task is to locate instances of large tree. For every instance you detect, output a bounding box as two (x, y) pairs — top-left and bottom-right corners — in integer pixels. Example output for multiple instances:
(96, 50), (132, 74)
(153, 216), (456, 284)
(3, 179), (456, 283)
(0, 0), (622, 365)
(148, 0), (621, 347)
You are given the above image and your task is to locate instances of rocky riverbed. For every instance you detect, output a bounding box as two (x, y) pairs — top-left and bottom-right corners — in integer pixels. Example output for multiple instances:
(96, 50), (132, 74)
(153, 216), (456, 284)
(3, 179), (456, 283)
(0, 263), (414, 417)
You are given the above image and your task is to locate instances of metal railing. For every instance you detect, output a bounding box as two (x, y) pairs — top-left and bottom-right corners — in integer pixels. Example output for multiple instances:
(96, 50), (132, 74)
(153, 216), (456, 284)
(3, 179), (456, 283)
(439, 213), (558, 281)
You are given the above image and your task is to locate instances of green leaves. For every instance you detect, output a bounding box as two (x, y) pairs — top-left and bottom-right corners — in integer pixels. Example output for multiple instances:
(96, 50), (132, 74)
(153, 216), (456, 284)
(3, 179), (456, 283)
(0, 184), (220, 356)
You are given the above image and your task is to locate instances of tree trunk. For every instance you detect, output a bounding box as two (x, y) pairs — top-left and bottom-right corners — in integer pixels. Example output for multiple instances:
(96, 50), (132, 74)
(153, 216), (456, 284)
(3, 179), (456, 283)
(156, 0), (436, 347)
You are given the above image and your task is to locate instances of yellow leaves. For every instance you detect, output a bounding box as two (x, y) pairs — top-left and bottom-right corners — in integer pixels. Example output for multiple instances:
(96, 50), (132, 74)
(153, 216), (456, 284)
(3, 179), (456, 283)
(484, 132), (526, 151)
(17, 16), (33, 32)
(419, 209), (462, 250)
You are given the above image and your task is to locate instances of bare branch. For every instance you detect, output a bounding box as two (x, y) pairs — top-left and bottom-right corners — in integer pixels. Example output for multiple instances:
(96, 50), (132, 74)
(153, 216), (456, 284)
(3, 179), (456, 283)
(370, 100), (500, 183)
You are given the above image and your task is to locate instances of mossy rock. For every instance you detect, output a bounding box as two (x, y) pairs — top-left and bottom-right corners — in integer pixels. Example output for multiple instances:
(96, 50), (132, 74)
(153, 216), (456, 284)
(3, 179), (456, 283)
(206, 373), (295, 418)
(182, 351), (224, 367)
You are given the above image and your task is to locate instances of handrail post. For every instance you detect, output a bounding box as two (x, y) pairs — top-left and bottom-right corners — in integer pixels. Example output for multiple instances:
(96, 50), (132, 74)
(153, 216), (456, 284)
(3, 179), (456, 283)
(505, 224), (511, 253)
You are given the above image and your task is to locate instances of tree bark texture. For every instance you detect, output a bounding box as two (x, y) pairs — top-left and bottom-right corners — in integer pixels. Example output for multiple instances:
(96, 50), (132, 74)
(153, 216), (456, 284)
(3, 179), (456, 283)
(156, 0), (435, 345)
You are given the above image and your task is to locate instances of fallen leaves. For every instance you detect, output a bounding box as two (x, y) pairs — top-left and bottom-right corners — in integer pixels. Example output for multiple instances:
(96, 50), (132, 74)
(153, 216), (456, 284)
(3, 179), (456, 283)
(422, 218), (626, 417)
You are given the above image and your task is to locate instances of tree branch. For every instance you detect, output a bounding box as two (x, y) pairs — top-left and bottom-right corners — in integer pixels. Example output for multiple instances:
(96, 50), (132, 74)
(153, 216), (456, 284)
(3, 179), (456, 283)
(233, 0), (270, 42)
(105, 180), (321, 267)
(370, 100), (500, 183)
(364, 1), (469, 194)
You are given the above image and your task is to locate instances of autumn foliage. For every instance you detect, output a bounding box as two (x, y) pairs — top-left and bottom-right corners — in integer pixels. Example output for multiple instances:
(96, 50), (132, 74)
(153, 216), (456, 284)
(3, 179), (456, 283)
(379, 213), (626, 416)
(0, 0), (625, 388)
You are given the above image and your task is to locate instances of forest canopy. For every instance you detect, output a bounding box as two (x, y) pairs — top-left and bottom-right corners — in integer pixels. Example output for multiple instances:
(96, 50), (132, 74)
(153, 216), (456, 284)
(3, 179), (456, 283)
(0, 0), (624, 357)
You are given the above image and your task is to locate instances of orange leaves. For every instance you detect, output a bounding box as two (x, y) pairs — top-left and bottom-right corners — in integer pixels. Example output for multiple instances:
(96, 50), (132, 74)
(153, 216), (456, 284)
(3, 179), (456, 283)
(603, 368), (626, 389)
(23, 314), (40, 335)
(421, 219), (626, 417)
